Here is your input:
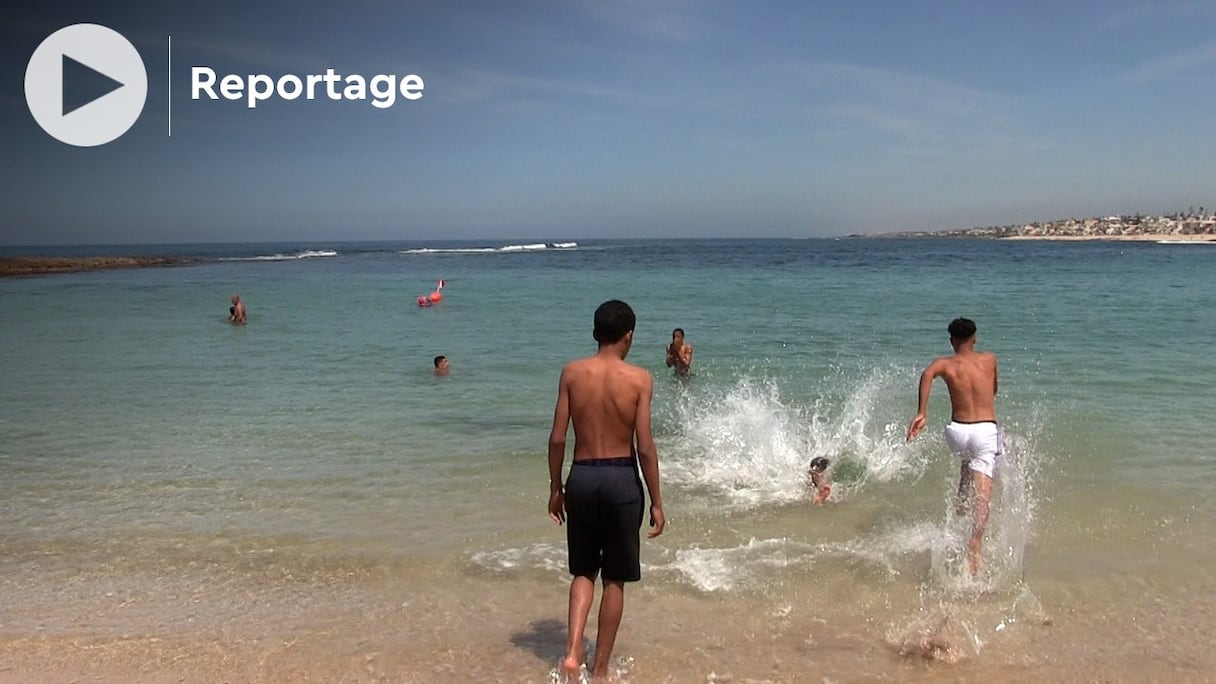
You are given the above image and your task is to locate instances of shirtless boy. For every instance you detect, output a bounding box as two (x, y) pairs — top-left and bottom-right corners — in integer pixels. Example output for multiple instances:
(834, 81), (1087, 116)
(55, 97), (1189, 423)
(906, 318), (1000, 576)
(548, 300), (665, 681)
(229, 294), (247, 324)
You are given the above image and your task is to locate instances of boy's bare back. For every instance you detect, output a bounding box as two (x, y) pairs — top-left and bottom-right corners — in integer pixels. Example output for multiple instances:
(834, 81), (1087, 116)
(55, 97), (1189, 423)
(561, 355), (652, 460)
(934, 351), (998, 422)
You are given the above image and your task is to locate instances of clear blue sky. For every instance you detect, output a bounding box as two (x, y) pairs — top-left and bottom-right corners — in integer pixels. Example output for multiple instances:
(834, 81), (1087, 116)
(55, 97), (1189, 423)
(4, 0), (1215, 244)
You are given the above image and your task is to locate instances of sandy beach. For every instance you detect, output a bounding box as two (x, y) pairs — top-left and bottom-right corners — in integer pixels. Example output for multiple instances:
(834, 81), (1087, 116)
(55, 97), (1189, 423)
(0, 256), (196, 278)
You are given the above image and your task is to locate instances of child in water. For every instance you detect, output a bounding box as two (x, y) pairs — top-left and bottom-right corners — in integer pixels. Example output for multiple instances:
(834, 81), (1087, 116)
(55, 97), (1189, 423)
(808, 457), (832, 505)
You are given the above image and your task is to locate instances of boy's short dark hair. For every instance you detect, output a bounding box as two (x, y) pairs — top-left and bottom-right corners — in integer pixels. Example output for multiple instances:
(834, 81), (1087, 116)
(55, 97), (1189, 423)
(433, 355), (446, 367)
(947, 318), (977, 340)
(809, 457), (830, 473)
(593, 300), (636, 344)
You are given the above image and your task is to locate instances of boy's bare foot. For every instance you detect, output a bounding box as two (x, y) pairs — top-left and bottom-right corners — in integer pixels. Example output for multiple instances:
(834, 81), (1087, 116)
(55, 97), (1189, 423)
(560, 655), (583, 682)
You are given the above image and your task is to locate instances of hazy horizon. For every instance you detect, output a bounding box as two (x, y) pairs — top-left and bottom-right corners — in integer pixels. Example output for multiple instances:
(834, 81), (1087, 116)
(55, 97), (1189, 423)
(5, 1), (1215, 246)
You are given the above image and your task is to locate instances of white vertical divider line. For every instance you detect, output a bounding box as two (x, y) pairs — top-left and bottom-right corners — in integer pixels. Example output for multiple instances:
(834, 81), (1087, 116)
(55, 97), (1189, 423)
(170, 33), (175, 136)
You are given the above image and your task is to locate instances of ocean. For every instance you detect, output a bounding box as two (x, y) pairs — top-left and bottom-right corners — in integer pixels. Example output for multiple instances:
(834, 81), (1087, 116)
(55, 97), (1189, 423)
(1, 238), (1214, 682)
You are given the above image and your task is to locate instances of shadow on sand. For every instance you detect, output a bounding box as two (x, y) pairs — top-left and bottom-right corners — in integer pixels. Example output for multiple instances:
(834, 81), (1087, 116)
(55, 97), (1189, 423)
(510, 618), (591, 665)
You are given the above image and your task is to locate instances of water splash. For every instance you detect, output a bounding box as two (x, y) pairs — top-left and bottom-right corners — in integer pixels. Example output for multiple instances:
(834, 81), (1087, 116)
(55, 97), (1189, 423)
(804, 367), (930, 489)
(548, 655), (634, 683)
(890, 415), (1050, 661)
(665, 538), (818, 592)
(660, 369), (925, 511)
(816, 521), (948, 576)
(927, 417), (1043, 591)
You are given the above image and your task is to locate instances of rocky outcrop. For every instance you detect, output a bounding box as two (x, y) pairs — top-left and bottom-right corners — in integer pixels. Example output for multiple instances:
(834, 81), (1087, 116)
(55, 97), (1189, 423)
(0, 256), (198, 277)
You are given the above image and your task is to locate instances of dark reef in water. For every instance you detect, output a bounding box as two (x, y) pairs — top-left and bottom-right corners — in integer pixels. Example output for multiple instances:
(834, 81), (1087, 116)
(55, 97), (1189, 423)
(0, 256), (199, 277)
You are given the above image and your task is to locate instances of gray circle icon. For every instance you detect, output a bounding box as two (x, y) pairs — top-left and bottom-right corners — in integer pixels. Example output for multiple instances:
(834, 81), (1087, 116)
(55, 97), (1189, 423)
(25, 23), (148, 147)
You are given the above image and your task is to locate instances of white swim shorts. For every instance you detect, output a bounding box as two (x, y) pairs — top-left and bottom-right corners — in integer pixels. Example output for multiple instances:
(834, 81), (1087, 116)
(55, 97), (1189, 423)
(943, 421), (1003, 478)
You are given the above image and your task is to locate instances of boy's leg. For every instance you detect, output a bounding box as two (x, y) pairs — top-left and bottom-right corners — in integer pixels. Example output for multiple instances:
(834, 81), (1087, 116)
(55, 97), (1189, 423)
(955, 462), (973, 516)
(563, 575), (596, 678)
(967, 472), (993, 576)
(590, 579), (625, 678)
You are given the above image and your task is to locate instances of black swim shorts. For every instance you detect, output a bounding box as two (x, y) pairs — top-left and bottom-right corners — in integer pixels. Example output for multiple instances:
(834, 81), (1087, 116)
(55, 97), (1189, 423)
(564, 457), (645, 582)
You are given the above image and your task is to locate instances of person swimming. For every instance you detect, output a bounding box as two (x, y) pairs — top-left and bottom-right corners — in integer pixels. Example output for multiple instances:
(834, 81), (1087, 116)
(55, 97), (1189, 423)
(808, 456), (832, 505)
(418, 279), (445, 307)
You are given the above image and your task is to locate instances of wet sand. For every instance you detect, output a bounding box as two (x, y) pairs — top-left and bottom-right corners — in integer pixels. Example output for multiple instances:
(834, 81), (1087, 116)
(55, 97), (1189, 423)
(0, 585), (1209, 683)
(0, 531), (1213, 684)
(0, 256), (197, 277)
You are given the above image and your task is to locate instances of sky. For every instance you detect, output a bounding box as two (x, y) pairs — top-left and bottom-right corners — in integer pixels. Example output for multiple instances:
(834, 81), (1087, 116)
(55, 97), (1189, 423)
(3, 0), (1215, 245)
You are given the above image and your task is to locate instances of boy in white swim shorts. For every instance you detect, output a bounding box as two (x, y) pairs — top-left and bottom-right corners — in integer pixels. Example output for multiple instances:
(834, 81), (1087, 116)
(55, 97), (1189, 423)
(906, 318), (1000, 577)
(943, 420), (1003, 480)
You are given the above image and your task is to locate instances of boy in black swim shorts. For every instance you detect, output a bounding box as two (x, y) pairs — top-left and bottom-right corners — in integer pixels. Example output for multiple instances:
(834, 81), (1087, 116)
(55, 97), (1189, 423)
(547, 300), (665, 680)
(564, 457), (646, 581)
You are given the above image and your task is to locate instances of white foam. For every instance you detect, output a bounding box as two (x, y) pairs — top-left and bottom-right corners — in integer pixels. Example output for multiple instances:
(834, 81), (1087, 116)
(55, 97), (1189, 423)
(222, 249), (339, 261)
(814, 521), (950, 576)
(401, 247), (498, 254)
(661, 538), (817, 592)
(401, 242), (579, 255)
(468, 542), (566, 573)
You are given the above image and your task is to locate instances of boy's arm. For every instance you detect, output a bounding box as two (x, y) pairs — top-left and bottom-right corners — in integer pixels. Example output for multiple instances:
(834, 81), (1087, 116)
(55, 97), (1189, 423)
(915, 361), (941, 415)
(907, 359), (943, 441)
(547, 367), (571, 524)
(634, 371), (665, 537)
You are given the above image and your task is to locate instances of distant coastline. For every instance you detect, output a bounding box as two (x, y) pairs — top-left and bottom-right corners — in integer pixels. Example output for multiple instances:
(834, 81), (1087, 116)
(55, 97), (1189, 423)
(0, 256), (198, 278)
(858, 213), (1216, 241)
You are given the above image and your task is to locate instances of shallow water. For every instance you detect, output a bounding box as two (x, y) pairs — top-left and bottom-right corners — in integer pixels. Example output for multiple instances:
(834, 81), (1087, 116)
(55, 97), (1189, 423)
(1, 238), (1214, 681)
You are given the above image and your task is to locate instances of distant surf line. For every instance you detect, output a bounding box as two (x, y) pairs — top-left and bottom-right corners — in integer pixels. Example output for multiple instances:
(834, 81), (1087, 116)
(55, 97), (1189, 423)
(401, 242), (580, 255)
(219, 249), (339, 261)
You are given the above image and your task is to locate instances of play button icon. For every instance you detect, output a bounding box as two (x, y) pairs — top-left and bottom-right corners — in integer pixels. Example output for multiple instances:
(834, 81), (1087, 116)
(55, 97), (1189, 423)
(62, 54), (126, 116)
(25, 23), (148, 147)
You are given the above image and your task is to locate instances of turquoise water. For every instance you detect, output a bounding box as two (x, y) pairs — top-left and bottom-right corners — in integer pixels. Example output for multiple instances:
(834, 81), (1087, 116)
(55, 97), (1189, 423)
(1, 238), (1214, 681)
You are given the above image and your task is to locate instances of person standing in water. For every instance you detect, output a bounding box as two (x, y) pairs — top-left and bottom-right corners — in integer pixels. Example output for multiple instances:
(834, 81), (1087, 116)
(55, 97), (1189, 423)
(547, 299), (665, 681)
(228, 294), (247, 324)
(665, 328), (693, 376)
(906, 317), (1001, 577)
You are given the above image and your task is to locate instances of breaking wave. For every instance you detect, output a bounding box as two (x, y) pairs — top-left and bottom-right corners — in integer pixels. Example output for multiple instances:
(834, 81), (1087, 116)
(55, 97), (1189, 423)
(221, 249), (339, 261)
(402, 242), (579, 255)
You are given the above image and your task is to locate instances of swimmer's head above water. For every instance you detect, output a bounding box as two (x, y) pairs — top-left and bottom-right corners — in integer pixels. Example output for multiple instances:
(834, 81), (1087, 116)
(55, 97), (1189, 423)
(809, 456), (830, 473)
